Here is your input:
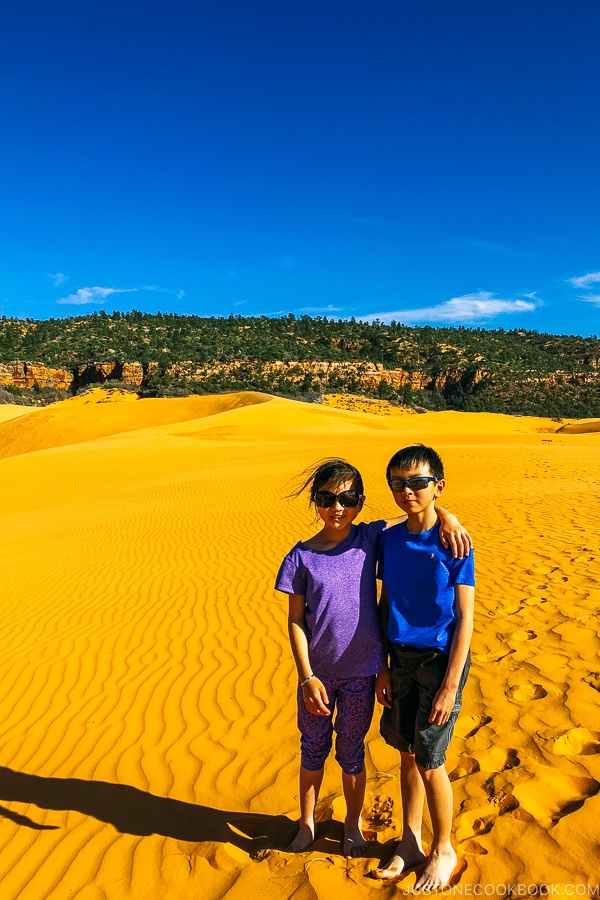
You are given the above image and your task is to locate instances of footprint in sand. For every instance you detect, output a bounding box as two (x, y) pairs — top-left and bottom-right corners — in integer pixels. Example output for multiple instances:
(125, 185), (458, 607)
(475, 747), (520, 773)
(583, 672), (600, 693)
(490, 602), (522, 617)
(523, 595), (547, 606)
(508, 683), (547, 702)
(552, 727), (600, 756)
(462, 840), (488, 855)
(455, 788), (519, 842)
(472, 648), (515, 663)
(362, 793), (395, 831)
(488, 788), (519, 814)
(512, 630), (537, 642)
(449, 756), (481, 781)
(512, 768), (600, 825)
(454, 715), (492, 738)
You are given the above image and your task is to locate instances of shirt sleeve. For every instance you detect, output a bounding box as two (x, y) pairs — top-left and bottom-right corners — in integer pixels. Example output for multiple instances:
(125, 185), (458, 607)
(365, 519), (386, 541)
(450, 548), (475, 586)
(274, 547), (307, 595)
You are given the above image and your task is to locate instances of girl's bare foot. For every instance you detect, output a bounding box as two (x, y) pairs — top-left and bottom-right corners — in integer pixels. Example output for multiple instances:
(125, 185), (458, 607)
(414, 844), (457, 890)
(343, 821), (368, 859)
(370, 838), (427, 880)
(285, 821), (315, 852)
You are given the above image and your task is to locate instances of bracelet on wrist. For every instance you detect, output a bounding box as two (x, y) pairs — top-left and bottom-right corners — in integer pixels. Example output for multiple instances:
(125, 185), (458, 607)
(300, 674), (314, 687)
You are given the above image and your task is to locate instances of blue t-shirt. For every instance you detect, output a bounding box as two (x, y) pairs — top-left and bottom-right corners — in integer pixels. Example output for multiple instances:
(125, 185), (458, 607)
(377, 521), (475, 653)
(275, 520), (385, 678)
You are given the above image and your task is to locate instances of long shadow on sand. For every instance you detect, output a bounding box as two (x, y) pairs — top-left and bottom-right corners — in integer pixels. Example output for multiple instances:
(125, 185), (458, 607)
(0, 765), (296, 853)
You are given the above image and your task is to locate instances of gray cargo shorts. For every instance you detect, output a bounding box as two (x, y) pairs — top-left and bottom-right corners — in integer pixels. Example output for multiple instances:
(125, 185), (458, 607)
(380, 644), (470, 770)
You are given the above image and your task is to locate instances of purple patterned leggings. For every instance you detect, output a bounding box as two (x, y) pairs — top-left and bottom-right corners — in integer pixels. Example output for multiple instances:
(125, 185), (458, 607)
(297, 674), (376, 776)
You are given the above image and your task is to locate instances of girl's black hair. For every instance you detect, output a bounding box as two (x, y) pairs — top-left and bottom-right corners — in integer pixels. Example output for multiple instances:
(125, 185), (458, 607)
(291, 458), (364, 507)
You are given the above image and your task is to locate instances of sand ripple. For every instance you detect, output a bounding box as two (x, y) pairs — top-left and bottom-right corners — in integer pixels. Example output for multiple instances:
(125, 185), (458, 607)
(0, 391), (598, 896)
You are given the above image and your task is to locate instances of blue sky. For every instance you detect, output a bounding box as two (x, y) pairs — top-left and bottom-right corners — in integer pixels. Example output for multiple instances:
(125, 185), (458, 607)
(1, 0), (599, 336)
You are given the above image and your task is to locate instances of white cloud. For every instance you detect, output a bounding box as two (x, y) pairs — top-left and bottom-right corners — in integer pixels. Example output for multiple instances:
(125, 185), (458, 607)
(48, 272), (67, 286)
(142, 285), (186, 299)
(57, 286), (138, 306)
(359, 291), (538, 325)
(523, 291), (538, 299)
(296, 305), (343, 314)
(581, 294), (600, 307)
(569, 272), (600, 289)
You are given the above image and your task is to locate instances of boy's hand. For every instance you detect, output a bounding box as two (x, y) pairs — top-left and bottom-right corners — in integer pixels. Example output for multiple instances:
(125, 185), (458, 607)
(302, 678), (330, 716)
(375, 670), (392, 708)
(429, 684), (457, 725)
(438, 514), (473, 559)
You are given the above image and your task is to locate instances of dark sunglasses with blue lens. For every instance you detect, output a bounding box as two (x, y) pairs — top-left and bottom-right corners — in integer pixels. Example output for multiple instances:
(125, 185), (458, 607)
(388, 476), (438, 493)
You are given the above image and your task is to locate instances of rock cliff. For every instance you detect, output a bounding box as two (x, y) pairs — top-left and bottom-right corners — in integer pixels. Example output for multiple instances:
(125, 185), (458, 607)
(0, 362), (74, 390)
(0, 359), (596, 402)
(1, 359), (441, 392)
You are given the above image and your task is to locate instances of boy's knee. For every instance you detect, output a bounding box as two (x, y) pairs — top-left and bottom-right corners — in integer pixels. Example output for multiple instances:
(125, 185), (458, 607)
(417, 760), (447, 777)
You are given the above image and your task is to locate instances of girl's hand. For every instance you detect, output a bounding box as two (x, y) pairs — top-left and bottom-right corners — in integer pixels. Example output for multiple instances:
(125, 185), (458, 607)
(302, 677), (330, 716)
(438, 514), (472, 559)
(375, 669), (392, 708)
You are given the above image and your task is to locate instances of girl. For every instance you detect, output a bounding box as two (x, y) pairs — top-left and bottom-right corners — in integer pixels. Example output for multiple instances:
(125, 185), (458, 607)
(274, 458), (471, 859)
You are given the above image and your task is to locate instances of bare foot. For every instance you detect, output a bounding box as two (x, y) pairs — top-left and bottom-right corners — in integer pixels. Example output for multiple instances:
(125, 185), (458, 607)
(285, 821), (315, 852)
(415, 844), (457, 890)
(343, 821), (368, 859)
(370, 838), (427, 881)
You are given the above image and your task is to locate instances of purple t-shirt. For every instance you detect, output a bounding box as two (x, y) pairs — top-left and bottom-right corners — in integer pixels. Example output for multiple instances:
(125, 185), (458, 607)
(275, 520), (385, 678)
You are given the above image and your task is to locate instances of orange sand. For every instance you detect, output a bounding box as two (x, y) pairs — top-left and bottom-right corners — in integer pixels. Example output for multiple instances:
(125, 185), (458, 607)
(556, 419), (600, 434)
(0, 405), (31, 424)
(0, 388), (598, 899)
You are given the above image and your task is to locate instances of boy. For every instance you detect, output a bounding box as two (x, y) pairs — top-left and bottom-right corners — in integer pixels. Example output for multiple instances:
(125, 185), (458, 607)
(371, 444), (474, 890)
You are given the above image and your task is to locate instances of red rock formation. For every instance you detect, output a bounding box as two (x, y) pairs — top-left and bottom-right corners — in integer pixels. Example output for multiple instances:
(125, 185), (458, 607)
(0, 363), (73, 390)
(164, 359), (434, 390)
(75, 362), (145, 387)
(1, 358), (592, 400)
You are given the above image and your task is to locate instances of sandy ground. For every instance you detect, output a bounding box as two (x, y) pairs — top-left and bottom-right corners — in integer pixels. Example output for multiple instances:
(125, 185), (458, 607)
(0, 389), (598, 899)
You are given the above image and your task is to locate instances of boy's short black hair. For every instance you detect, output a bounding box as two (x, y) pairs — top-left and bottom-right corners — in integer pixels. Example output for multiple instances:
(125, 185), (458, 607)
(386, 444), (444, 482)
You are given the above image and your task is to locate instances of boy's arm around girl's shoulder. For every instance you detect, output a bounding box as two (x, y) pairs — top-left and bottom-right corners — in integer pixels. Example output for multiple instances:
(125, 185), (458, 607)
(436, 505), (473, 560)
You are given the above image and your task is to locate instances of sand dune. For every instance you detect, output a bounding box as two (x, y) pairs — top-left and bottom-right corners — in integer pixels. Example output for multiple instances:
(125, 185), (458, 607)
(556, 418), (600, 434)
(0, 388), (270, 459)
(0, 405), (31, 424)
(0, 390), (598, 899)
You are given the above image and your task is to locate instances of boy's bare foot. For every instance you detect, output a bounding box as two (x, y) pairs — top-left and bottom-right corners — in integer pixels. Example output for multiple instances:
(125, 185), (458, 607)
(343, 821), (368, 859)
(285, 822), (315, 852)
(414, 844), (457, 890)
(369, 838), (427, 880)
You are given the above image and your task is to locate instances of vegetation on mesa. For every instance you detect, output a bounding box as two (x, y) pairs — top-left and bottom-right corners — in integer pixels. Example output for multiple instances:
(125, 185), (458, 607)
(0, 311), (599, 417)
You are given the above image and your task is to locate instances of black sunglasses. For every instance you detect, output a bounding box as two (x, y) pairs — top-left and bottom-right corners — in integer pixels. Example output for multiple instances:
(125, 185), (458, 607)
(315, 489), (362, 509)
(388, 476), (438, 493)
